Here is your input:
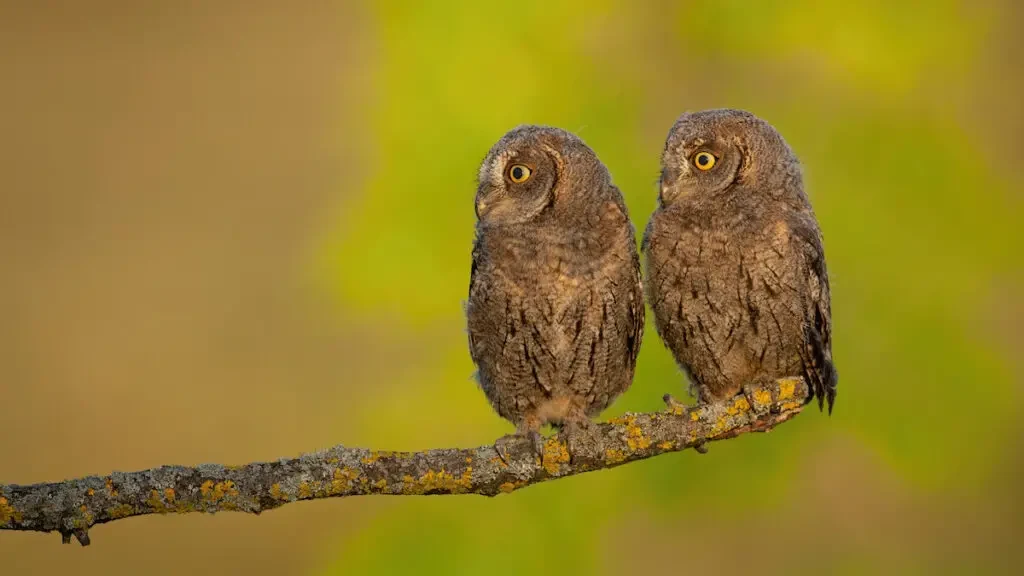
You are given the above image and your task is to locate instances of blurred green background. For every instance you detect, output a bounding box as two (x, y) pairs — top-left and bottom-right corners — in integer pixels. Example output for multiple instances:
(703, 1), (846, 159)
(1, 1), (1020, 574)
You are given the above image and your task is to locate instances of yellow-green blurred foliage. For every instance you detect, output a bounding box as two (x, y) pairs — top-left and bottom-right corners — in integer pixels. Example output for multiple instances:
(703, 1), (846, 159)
(1, 1), (1020, 575)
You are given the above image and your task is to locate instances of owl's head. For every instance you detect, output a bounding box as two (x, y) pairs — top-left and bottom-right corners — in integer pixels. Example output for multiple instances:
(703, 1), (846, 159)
(658, 108), (801, 207)
(475, 125), (608, 226)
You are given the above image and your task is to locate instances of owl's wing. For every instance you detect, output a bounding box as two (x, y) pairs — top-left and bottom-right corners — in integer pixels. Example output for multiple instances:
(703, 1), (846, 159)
(787, 211), (838, 413)
(467, 243), (480, 355)
(612, 192), (646, 372)
(627, 225), (646, 374)
(467, 235), (558, 421)
(640, 215), (652, 254)
(565, 196), (645, 408)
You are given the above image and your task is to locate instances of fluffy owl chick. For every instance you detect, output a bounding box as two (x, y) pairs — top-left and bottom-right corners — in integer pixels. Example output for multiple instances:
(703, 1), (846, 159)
(643, 109), (837, 413)
(467, 125), (644, 457)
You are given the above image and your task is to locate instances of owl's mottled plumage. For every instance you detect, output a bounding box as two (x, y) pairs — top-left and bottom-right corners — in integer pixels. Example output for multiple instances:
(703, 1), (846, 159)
(643, 109), (837, 412)
(467, 125), (644, 451)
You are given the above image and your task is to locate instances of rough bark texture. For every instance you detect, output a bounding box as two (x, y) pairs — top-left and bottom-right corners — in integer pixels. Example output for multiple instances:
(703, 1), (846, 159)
(0, 378), (808, 546)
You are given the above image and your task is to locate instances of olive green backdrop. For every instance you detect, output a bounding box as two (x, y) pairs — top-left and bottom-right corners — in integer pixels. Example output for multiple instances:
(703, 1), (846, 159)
(1, 1), (1020, 574)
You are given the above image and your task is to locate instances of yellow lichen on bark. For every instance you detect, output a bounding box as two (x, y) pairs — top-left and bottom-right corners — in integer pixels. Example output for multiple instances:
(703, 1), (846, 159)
(604, 448), (626, 464)
(542, 438), (570, 475)
(330, 467), (359, 494)
(201, 480), (240, 504)
(778, 378), (798, 400)
(621, 416), (652, 451)
(712, 416), (728, 434)
(401, 468), (474, 494)
(728, 397), (751, 415)
(77, 505), (93, 527)
(0, 497), (12, 524)
(146, 490), (168, 513)
(754, 388), (772, 408)
(270, 483), (287, 501)
(106, 504), (135, 519)
(0, 497), (21, 525)
(360, 452), (381, 465)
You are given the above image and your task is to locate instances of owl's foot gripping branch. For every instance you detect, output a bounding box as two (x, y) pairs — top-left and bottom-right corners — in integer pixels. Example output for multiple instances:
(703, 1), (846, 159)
(0, 378), (808, 546)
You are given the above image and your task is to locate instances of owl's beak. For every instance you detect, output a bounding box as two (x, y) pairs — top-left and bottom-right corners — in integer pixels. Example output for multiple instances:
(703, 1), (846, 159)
(659, 178), (680, 206)
(658, 166), (688, 205)
(658, 181), (671, 204)
(658, 167), (674, 204)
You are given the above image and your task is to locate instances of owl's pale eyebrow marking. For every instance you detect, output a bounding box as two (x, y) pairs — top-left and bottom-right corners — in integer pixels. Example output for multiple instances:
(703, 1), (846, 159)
(481, 149), (515, 184)
(539, 143), (563, 173)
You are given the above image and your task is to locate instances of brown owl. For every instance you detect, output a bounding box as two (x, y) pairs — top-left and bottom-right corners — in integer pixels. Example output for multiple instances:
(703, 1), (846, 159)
(643, 109), (837, 413)
(467, 125), (645, 456)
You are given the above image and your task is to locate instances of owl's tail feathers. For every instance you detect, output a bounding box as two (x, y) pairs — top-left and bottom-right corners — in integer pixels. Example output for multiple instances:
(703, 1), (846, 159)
(802, 332), (838, 415)
(818, 363), (838, 415)
(804, 360), (838, 415)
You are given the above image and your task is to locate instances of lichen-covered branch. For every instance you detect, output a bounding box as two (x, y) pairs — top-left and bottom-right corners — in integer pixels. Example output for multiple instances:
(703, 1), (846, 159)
(0, 378), (809, 546)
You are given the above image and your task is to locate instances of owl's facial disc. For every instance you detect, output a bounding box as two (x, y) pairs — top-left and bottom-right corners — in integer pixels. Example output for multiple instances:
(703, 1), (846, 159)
(476, 146), (557, 225)
(659, 137), (743, 205)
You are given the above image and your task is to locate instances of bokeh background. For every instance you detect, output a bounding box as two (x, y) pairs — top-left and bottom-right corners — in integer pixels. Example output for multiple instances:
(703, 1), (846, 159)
(1, 1), (1021, 574)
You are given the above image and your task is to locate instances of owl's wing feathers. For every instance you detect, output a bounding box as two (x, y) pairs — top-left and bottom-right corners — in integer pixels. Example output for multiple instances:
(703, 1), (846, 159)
(564, 258), (644, 401)
(626, 224), (646, 380)
(468, 242), (521, 416)
(468, 241), (557, 419)
(467, 243), (481, 357)
(563, 198), (645, 412)
(613, 191), (646, 377)
(786, 212), (838, 413)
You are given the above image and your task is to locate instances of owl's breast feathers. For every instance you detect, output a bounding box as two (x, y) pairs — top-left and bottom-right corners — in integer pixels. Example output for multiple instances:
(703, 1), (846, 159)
(645, 204), (835, 410)
(467, 197), (644, 421)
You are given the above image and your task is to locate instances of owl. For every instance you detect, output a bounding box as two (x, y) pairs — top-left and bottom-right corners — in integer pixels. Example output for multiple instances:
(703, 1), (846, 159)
(642, 109), (837, 413)
(467, 125), (645, 456)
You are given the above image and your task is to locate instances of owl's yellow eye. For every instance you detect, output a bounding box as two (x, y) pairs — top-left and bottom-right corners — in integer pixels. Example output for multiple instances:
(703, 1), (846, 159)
(694, 152), (716, 171)
(508, 164), (532, 183)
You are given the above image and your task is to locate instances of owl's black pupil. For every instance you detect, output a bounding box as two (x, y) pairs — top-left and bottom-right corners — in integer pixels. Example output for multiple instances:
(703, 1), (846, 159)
(512, 167), (524, 179)
(698, 155), (709, 166)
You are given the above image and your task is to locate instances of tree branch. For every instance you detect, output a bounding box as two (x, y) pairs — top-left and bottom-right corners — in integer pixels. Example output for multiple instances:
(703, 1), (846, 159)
(0, 377), (809, 546)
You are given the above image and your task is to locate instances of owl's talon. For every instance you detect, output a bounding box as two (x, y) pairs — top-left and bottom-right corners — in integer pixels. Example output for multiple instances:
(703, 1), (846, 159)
(741, 379), (774, 415)
(693, 442), (709, 454)
(663, 393), (686, 410)
(492, 435), (514, 466)
(561, 418), (600, 464)
(527, 430), (545, 459)
(687, 381), (701, 402)
(741, 384), (757, 411)
(493, 430), (545, 465)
